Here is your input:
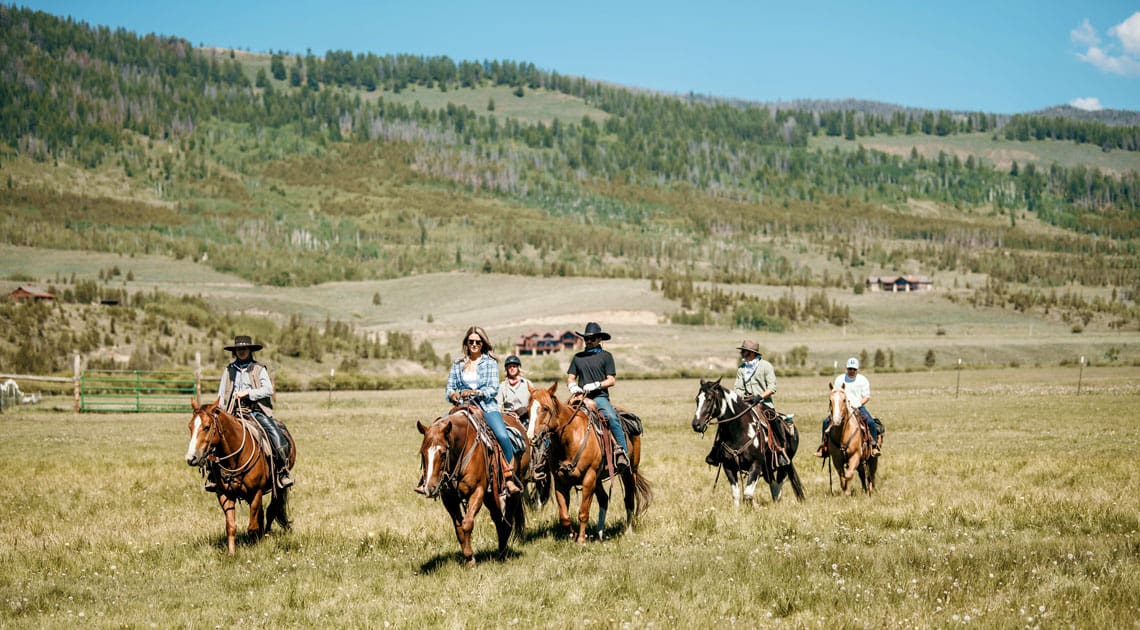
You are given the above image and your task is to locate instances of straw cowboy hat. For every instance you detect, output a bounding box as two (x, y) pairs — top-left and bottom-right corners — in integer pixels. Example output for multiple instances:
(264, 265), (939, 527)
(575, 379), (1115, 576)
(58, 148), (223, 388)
(224, 335), (263, 352)
(576, 322), (611, 341)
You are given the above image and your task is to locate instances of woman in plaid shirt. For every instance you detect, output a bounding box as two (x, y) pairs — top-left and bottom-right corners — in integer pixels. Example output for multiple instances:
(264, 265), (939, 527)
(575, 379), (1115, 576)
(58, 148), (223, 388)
(445, 325), (522, 495)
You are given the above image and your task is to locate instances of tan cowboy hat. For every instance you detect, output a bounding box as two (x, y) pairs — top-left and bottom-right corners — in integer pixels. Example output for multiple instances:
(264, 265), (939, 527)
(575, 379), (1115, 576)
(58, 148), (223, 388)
(224, 335), (263, 352)
(736, 339), (761, 355)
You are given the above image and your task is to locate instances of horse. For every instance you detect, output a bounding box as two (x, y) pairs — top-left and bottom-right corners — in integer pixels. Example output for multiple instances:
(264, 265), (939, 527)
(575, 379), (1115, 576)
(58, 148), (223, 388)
(185, 399), (294, 555)
(415, 407), (529, 566)
(691, 378), (805, 505)
(526, 383), (652, 542)
(826, 383), (878, 496)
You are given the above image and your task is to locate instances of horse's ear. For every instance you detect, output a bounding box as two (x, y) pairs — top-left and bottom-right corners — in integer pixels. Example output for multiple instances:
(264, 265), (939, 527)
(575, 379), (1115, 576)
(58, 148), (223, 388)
(547, 382), (558, 395)
(715, 377), (722, 386)
(527, 382), (535, 394)
(416, 420), (428, 434)
(828, 382), (834, 391)
(190, 396), (199, 412)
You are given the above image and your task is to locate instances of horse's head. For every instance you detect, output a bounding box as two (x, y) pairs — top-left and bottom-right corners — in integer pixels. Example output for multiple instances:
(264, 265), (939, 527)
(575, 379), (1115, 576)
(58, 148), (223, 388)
(416, 417), (454, 498)
(185, 398), (222, 467)
(526, 382), (561, 441)
(692, 378), (729, 434)
(827, 382), (849, 431)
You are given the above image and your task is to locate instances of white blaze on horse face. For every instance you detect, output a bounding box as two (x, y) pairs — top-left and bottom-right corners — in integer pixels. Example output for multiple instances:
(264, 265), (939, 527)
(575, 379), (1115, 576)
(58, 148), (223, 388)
(693, 391), (707, 423)
(185, 414), (202, 463)
(424, 444), (442, 486)
(527, 400), (541, 440)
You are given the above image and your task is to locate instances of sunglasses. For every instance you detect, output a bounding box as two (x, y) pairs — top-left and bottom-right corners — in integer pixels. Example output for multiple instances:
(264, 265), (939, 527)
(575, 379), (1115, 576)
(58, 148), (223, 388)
(466, 338), (483, 346)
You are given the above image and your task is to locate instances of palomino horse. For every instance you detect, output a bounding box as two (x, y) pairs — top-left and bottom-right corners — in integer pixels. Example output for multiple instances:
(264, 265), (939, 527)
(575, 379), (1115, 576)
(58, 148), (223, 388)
(692, 378), (804, 505)
(526, 383), (652, 542)
(415, 407), (529, 566)
(826, 384), (878, 496)
(185, 399), (294, 555)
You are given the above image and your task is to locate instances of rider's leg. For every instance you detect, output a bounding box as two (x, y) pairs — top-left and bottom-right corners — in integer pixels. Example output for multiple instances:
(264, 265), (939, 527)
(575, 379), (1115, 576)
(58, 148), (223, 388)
(253, 411), (293, 487)
(814, 416), (828, 457)
(594, 397), (629, 471)
(859, 406), (881, 455)
(484, 409), (521, 494)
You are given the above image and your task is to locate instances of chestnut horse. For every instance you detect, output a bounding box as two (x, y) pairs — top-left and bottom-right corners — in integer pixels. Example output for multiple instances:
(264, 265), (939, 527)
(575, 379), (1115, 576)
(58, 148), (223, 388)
(415, 408), (529, 566)
(691, 378), (804, 505)
(526, 383), (652, 542)
(185, 399), (294, 555)
(826, 384), (878, 496)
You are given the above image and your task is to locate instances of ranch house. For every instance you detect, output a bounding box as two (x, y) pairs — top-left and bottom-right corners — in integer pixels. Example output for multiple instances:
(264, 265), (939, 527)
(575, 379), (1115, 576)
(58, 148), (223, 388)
(866, 275), (933, 292)
(8, 286), (55, 302)
(514, 330), (582, 356)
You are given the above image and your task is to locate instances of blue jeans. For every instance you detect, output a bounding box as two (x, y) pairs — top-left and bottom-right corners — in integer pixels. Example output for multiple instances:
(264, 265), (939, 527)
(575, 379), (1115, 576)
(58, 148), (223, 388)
(593, 396), (628, 453)
(822, 406), (877, 442)
(483, 409), (515, 462)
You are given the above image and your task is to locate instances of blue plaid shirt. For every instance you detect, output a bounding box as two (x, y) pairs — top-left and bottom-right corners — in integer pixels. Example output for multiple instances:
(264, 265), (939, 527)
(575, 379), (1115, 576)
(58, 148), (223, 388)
(446, 354), (501, 413)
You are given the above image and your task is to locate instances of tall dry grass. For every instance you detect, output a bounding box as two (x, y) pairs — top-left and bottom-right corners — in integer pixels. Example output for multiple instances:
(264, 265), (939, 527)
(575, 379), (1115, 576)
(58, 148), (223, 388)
(0, 368), (1137, 627)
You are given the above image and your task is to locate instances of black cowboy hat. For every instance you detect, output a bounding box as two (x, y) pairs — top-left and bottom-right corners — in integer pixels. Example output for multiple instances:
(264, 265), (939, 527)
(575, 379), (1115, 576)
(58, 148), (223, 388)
(575, 322), (611, 341)
(504, 354), (522, 367)
(224, 335), (263, 352)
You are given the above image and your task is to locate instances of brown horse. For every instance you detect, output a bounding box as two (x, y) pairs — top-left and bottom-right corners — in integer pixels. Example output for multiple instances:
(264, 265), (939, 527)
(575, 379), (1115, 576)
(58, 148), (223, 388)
(526, 383), (652, 542)
(826, 384), (878, 496)
(185, 399), (294, 555)
(415, 408), (528, 566)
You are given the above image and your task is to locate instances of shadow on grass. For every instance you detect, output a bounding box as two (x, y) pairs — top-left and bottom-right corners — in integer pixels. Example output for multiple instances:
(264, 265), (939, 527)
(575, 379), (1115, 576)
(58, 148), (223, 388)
(418, 547), (524, 574)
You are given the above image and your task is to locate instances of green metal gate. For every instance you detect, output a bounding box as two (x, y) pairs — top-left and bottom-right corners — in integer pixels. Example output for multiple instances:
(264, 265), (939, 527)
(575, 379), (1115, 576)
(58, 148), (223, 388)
(79, 370), (197, 413)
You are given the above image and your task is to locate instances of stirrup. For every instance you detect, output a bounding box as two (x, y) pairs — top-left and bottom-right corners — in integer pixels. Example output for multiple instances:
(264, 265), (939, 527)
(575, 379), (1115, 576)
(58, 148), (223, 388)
(203, 479), (218, 492)
(814, 444), (827, 458)
(278, 468), (295, 488)
(615, 449), (630, 472)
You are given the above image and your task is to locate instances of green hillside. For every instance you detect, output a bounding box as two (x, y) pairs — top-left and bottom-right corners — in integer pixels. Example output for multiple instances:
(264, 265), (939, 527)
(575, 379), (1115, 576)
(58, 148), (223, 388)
(1, 5), (1139, 383)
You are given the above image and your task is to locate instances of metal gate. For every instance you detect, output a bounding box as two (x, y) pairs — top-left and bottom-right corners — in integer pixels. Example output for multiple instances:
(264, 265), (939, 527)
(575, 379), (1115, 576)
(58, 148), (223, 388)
(79, 370), (197, 413)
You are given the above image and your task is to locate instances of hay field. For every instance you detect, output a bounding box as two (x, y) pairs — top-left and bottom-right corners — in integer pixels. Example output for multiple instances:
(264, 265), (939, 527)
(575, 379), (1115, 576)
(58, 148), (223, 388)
(1, 367), (1137, 627)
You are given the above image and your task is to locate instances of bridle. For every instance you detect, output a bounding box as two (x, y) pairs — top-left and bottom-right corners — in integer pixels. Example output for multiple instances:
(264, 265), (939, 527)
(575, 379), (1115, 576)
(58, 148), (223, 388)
(694, 386), (757, 433)
(203, 407), (258, 481)
(532, 394), (594, 474)
(422, 414), (479, 496)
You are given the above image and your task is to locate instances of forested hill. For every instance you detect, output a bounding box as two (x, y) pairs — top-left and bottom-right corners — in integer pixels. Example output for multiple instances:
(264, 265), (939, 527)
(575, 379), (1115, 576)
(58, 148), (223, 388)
(1, 5), (1138, 294)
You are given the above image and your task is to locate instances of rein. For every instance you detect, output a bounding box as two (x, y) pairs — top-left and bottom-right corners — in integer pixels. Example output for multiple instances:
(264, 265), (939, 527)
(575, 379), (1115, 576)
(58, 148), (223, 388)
(436, 413), (480, 494)
(207, 409), (258, 482)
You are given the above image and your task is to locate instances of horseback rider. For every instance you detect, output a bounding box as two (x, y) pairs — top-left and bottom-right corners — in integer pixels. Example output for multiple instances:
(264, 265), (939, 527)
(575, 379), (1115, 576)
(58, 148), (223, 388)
(815, 357), (881, 458)
(496, 354), (532, 419)
(706, 339), (786, 466)
(441, 326), (522, 496)
(566, 322), (630, 473)
(212, 335), (294, 490)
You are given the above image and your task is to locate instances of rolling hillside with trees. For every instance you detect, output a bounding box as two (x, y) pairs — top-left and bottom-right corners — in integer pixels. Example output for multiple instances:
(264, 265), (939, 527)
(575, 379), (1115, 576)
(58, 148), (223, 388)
(2, 5), (1139, 378)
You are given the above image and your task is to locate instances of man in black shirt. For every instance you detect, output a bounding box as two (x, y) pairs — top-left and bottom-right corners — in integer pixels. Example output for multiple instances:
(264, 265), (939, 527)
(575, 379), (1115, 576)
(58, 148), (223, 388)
(567, 322), (629, 472)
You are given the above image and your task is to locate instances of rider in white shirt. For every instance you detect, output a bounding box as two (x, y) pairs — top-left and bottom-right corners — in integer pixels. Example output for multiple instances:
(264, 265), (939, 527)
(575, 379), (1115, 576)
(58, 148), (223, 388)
(815, 357), (880, 458)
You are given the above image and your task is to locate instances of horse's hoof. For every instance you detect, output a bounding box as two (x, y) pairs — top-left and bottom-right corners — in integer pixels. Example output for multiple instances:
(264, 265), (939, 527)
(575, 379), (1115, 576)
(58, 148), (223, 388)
(463, 557), (476, 567)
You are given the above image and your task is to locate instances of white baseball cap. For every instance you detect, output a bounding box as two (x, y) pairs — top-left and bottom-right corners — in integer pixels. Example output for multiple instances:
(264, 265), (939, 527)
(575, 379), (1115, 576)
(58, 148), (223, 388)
(846, 357), (860, 369)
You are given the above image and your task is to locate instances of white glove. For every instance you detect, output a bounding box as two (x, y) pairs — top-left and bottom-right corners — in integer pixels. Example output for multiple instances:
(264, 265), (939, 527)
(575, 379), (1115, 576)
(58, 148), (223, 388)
(582, 382), (600, 393)
(568, 383), (584, 395)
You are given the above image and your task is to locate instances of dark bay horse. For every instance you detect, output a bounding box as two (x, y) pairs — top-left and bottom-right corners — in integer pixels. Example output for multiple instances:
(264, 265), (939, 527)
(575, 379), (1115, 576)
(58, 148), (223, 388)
(415, 408), (529, 566)
(692, 379), (805, 505)
(827, 384), (878, 496)
(525, 383), (652, 542)
(185, 399), (294, 555)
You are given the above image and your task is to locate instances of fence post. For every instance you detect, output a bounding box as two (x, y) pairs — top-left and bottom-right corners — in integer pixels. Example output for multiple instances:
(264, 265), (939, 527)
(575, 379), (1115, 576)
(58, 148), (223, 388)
(73, 353), (81, 414)
(195, 352), (201, 404)
(955, 358), (961, 398)
(328, 368), (335, 405)
(1077, 356), (1085, 395)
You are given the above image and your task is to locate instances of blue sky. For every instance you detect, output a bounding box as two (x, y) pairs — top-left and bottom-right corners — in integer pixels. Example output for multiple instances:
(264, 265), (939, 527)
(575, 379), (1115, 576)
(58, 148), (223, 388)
(18, 0), (1140, 113)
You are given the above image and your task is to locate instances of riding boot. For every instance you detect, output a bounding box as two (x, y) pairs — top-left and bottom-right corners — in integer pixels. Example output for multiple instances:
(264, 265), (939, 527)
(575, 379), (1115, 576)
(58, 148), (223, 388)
(614, 446), (630, 473)
(203, 464), (219, 492)
(814, 436), (828, 458)
(531, 436), (549, 481)
(277, 457), (295, 488)
(502, 454), (522, 496)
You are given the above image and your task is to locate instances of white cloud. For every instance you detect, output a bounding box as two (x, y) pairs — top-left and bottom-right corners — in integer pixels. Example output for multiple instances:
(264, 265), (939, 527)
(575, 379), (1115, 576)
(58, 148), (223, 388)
(1073, 14), (1140, 77)
(1071, 18), (1099, 47)
(1069, 97), (1103, 111)
(1108, 11), (1140, 55)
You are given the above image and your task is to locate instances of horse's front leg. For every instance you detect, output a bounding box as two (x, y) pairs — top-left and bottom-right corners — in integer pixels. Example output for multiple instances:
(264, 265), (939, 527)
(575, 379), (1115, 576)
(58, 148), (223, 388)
(725, 469), (742, 507)
(247, 489), (265, 540)
(554, 479), (574, 537)
(218, 494), (238, 556)
(843, 453), (861, 496)
(459, 486), (485, 566)
(743, 465), (763, 504)
(576, 468), (599, 543)
(594, 478), (610, 541)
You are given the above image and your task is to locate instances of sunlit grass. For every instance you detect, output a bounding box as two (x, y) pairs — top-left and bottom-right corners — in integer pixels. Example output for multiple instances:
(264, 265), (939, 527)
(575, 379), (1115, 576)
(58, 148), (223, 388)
(0, 370), (1137, 626)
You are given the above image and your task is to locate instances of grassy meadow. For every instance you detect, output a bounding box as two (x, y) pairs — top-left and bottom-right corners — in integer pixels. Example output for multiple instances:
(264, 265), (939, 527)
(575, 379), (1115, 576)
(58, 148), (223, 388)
(1, 367), (1137, 627)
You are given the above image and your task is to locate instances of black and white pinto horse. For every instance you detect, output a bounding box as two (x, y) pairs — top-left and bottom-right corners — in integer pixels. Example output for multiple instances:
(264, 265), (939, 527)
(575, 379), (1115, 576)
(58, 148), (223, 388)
(691, 378), (805, 505)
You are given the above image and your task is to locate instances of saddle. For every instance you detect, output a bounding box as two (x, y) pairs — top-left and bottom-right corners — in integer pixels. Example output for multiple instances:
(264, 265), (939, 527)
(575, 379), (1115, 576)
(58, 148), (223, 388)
(754, 405), (794, 468)
(450, 404), (521, 498)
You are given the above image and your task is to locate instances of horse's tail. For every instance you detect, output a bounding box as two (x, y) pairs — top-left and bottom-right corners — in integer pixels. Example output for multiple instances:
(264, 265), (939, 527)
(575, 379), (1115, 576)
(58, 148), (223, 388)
(786, 464), (806, 502)
(268, 486), (292, 531)
(509, 493), (526, 543)
(632, 471), (653, 517)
